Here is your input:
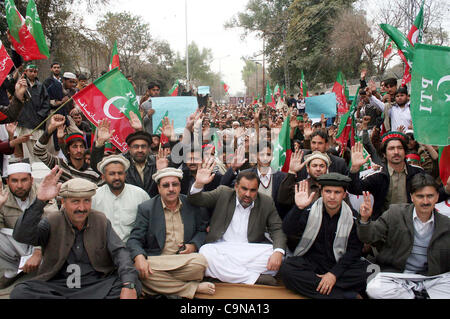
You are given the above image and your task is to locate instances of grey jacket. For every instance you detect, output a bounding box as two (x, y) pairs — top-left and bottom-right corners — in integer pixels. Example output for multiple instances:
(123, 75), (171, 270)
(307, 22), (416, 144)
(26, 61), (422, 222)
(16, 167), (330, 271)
(357, 203), (450, 276)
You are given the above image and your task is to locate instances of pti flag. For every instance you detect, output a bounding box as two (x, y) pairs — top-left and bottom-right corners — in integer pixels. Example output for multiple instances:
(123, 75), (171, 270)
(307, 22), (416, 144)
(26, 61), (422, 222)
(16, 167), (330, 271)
(221, 81), (230, 93)
(73, 68), (141, 153)
(109, 41), (120, 70)
(410, 43), (450, 146)
(0, 41), (14, 88)
(5, 0), (49, 61)
(380, 24), (415, 70)
(265, 82), (275, 108)
(154, 110), (169, 145)
(271, 115), (291, 173)
(300, 70), (309, 97)
(332, 71), (348, 115)
(401, 0), (424, 86)
(168, 80), (179, 96)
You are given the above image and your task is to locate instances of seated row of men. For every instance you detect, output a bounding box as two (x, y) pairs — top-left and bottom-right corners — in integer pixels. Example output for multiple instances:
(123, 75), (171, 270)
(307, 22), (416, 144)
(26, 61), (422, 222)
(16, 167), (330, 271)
(0, 111), (449, 299)
(1, 151), (449, 299)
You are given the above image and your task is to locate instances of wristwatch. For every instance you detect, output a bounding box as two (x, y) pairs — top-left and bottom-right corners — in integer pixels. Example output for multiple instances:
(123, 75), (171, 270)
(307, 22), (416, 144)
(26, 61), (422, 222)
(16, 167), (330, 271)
(123, 282), (135, 289)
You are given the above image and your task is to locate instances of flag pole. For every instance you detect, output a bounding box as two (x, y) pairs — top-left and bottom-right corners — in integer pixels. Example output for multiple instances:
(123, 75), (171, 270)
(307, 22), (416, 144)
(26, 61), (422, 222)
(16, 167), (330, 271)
(11, 64), (32, 99)
(31, 97), (73, 134)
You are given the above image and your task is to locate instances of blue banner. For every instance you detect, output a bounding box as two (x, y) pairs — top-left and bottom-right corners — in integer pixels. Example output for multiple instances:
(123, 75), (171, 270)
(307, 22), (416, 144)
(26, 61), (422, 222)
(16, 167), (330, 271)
(305, 93), (337, 118)
(198, 86), (210, 95)
(152, 97), (199, 134)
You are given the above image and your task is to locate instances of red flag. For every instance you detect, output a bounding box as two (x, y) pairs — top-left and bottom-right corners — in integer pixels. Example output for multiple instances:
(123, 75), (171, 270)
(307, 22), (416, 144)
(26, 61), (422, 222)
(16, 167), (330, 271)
(73, 69), (141, 153)
(0, 41), (14, 87)
(439, 146), (450, 186)
(332, 71), (348, 115)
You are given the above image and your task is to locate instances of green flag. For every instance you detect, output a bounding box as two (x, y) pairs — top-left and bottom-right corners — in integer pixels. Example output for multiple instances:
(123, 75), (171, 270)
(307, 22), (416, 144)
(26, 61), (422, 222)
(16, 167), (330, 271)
(380, 23), (415, 68)
(410, 43), (450, 146)
(271, 115), (291, 172)
(26, 0), (50, 58)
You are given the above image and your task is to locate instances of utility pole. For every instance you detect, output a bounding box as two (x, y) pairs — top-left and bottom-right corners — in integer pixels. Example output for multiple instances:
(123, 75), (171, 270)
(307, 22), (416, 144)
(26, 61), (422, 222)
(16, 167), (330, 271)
(185, 0), (189, 85)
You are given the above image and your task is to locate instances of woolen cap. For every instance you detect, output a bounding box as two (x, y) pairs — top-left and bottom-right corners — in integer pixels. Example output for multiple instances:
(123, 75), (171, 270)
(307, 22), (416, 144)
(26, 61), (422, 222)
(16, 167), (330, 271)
(59, 178), (98, 198)
(317, 173), (352, 188)
(97, 155), (130, 174)
(304, 151), (331, 168)
(152, 168), (183, 183)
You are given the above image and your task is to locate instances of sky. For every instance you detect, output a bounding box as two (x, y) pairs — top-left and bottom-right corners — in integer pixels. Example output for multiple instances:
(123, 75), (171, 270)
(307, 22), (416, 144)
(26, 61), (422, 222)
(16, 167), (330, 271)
(84, 0), (262, 95)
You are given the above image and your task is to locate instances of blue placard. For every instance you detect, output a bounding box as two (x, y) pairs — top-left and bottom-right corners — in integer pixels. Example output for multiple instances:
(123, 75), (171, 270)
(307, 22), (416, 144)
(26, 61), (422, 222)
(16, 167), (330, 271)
(197, 86), (210, 95)
(151, 97), (199, 134)
(305, 93), (337, 118)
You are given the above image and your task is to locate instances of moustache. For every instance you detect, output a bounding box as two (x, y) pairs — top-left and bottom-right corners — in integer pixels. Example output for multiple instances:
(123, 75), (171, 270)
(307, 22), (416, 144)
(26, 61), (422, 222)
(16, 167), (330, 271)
(74, 210), (88, 215)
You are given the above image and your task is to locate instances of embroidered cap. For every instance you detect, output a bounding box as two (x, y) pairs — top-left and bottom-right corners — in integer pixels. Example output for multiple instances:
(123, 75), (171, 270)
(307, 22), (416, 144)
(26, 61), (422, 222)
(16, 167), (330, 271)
(304, 151), (331, 168)
(381, 131), (407, 145)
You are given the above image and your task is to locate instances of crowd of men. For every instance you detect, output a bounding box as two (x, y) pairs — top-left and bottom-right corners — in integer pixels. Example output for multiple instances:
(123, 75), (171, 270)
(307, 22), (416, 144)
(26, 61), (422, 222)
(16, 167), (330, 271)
(0, 57), (449, 300)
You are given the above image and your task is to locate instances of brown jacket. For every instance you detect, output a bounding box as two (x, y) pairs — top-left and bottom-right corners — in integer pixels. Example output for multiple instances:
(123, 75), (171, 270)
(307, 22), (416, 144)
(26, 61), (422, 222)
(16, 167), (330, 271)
(0, 184), (57, 229)
(35, 209), (115, 281)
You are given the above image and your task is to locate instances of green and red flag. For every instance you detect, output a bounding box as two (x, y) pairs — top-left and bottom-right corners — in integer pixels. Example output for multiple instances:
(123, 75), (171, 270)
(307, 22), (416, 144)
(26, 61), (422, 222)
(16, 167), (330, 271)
(5, 0), (49, 61)
(332, 71), (348, 115)
(380, 23), (415, 84)
(73, 68), (141, 153)
(281, 85), (287, 101)
(383, 38), (398, 59)
(211, 131), (222, 158)
(410, 43), (450, 147)
(401, 0), (425, 86)
(221, 81), (230, 93)
(109, 40), (120, 71)
(154, 110), (169, 144)
(300, 70), (309, 97)
(271, 115), (291, 173)
(265, 81), (276, 108)
(336, 86), (360, 156)
(274, 83), (280, 97)
(168, 80), (179, 96)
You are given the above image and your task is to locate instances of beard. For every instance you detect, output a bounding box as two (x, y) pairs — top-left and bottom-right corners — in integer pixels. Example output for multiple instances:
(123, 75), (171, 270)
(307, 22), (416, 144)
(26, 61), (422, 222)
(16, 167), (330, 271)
(108, 180), (125, 191)
(11, 188), (31, 200)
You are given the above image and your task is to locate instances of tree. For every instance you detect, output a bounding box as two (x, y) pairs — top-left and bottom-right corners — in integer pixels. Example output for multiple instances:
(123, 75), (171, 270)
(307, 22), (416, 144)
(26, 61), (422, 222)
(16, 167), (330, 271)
(96, 12), (152, 76)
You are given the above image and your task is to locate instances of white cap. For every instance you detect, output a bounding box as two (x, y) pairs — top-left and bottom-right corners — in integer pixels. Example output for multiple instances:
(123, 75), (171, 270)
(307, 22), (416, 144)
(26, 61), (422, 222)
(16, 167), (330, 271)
(63, 72), (77, 80)
(152, 168), (183, 183)
(7, 163), (32, 176)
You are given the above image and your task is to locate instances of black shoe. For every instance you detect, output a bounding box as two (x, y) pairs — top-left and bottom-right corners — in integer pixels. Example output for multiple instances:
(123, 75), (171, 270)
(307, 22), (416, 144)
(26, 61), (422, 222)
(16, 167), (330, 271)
(413, 289), (430, 299)
(0, 273), (24, 289)
(255, 274), (278, 286)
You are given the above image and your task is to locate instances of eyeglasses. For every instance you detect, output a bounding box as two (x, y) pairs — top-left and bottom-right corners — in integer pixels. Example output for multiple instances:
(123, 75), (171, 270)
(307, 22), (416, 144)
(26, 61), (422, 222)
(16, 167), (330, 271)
(130, 144), (148, 150)
(160, 182), (180, 188)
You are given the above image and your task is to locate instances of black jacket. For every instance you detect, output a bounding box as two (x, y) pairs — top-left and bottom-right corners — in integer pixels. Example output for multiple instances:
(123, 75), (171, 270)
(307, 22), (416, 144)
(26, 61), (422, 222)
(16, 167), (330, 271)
(126, 194), (208, 260)
(17, 80), (50, 129)
(348, 163), (449, 220)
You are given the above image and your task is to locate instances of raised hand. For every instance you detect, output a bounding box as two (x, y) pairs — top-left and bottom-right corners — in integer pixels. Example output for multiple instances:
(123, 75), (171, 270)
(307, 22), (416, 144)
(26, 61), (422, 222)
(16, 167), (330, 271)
(320, 113), (327, 127)
(231, 146), (247, 172)
(289, 115), (298, 130)
(37, 166), (63, 202)
(194, 157), (216, 188)
(96, 119), (114, 146)
(288, 150), (305, 174)
(294, 180), (316, 210)
(129, 111), (143, 132)
(156, 147), (170, 171)
(350, 142), (370, 173)
(360, 68), (367, 80)
(397, 125), (406, 133)
(48, 114), (66, 134)
(56, 124), (66, 139)
(14, 74), (28, 102)
(359, 191), (373, 222)
(303, 121), (313, 138)
(6, 121), (18, 138)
